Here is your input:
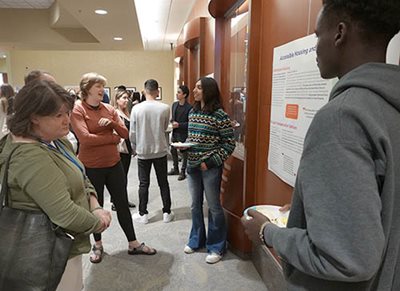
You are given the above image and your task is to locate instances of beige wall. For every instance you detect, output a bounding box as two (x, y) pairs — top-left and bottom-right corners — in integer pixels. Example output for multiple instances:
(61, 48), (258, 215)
(0, 58), (6, 74)
(8, 50), (175, 105)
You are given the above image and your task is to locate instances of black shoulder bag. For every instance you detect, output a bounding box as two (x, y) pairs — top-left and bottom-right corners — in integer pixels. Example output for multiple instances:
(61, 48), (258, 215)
(0, 145), (74, 291)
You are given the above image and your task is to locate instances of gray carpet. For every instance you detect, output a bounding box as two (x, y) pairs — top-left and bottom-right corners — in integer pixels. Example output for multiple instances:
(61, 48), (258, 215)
(82, 158), (266, 291)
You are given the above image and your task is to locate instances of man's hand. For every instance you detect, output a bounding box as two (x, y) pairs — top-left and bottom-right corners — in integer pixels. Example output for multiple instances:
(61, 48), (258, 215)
(200, 162), (208, 171)
(279, 204), (291, 212)
(241, 209), (270, 244)
(172, 121), (179, 128)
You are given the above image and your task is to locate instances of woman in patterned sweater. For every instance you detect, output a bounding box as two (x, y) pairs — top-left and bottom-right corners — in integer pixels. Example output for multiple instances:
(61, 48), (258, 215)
(183, 77), (235, 264)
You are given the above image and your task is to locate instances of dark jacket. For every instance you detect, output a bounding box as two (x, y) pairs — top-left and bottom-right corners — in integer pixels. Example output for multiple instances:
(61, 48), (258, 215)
(171, 101), (192, 142)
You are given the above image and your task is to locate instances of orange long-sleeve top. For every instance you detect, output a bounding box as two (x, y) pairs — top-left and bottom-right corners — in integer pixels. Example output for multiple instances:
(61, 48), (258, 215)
(71, 100), (128, 168)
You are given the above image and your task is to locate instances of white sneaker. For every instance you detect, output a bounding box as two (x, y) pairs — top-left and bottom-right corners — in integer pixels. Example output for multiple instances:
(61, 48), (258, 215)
(132, 212), (148, 224)
(205, 252), (222, 264)
(183, 245), (195, 254)
(163, 211), (174, 223)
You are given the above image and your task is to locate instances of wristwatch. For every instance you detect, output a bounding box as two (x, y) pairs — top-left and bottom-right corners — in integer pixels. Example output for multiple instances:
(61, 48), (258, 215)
(259, 221), (270, 245)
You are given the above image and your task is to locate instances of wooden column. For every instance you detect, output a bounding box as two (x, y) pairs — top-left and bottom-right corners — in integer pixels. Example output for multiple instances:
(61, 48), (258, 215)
(210, 0), (251, 254)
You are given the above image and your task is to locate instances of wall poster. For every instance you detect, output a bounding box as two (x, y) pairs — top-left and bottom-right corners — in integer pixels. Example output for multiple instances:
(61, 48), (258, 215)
(387, 32), (400, 65)
(268, 34), (336, 186)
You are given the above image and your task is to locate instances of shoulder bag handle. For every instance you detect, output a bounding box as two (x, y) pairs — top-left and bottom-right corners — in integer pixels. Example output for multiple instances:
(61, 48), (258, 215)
(0, 145), (21, 212)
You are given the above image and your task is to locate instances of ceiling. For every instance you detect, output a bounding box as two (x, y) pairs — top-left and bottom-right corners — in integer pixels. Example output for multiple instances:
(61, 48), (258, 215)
(0, 0), (197, 51)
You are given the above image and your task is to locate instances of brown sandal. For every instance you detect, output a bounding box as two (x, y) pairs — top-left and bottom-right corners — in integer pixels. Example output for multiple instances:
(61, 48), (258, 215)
(90, 245), (104, 263)
(128, 243), (157, 255)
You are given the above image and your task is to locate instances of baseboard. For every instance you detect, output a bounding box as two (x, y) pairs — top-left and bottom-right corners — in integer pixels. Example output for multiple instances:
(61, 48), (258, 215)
(252, 244), (286, 291)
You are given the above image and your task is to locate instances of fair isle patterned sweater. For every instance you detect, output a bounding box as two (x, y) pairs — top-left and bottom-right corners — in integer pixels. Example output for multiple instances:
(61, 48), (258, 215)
(187, 108), (235, 169)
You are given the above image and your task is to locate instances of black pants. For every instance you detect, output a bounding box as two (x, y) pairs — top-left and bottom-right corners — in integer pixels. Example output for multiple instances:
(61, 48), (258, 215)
(170, 145), (188, 172)
(86, 162), (136, 242)
(137, 155), (171, 215)
(120, 153), (131, 183)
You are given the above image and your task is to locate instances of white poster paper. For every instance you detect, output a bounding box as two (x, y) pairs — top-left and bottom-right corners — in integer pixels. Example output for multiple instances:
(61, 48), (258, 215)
(387, 32), (400, 65)
(268, 34), (336, 186)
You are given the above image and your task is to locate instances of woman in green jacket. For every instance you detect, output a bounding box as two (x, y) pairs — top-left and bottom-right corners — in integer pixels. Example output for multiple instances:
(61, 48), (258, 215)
(0, 80), (111, 291)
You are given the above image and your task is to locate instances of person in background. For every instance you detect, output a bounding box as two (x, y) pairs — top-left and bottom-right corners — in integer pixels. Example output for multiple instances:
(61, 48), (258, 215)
(71, 73), (156, 264)
(130, 79), (174, 224)
(66, 88), (78, 101)
(140, 91), (146, 103)
(110, 89), (136, 211)
(168, 85), (192, 181)
(24, 69), (56, 85)
(114, 85), (127, 91)
(242, 1), (400, 290)
(65, 88), (80, 153)
(130, 91), (141, 111)
(0, 80), (111, 291)
(0, 84), (14, 137)
(182, 77), (235, 264)
(102, 91), (110, 103)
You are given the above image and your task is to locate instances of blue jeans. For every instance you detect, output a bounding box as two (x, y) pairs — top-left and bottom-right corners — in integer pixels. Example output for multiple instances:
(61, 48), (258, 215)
(186, 165), (226, 255)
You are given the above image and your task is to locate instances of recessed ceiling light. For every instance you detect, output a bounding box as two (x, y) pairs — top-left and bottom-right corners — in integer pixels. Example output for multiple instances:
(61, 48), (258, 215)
(95, 9), (108, 15)
(1, 55), (6, 58)
(113, 37), (123, 41)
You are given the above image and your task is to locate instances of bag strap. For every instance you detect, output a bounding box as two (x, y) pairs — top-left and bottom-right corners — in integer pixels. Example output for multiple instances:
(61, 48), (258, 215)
(0, 145), (21, 211)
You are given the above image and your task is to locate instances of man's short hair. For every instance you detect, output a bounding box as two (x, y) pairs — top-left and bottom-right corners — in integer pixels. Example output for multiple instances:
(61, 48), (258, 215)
(144, 79), (159, 93)
(114, 85), (127, 91)
(179, 85), (190, 98)
(322, 0), (400, 43)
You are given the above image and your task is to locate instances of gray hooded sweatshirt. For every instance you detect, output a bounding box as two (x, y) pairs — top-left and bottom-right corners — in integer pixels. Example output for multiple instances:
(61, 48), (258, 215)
(265, 63), (400, 290)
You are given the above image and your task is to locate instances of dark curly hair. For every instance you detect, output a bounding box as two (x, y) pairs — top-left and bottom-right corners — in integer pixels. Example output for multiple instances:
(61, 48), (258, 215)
(322, 0), (400, 43)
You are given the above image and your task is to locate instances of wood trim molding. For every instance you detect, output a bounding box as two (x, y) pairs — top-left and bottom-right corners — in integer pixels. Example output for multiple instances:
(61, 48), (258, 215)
(183, 17), (205, 49)
(174, 44), (185, 58)
(208, 0), (238, 18)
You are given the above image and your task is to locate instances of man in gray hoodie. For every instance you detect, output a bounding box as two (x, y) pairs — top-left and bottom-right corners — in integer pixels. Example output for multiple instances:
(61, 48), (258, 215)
(242, 0), (400, 290)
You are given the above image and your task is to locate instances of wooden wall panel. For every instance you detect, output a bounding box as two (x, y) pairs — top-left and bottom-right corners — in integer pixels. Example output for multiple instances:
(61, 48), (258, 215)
(222, 156), (244, 215)
(255, 0), (322, 206)
(209, 0), (238, 17)
(310, 0), (323, 34)
(183, 18), (201, 49)
(221, 156), (251, 252)
(203, 18), (215, 76)
(210, 0), (323, 255)
(188, 0), (214, 20)
(176, 0), (215, 90)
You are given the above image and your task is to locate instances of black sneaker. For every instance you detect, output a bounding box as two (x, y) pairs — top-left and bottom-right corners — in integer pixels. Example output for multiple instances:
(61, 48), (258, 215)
(177, 172), (186, 181)
(168, 168), (179, 175)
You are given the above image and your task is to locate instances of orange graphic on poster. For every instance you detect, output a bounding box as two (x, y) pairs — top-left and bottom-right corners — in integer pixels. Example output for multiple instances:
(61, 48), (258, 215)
(285, 104), (299, 119)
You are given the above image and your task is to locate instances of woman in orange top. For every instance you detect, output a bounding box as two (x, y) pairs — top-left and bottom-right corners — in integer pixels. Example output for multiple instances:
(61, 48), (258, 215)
(71, 73), (156, 263)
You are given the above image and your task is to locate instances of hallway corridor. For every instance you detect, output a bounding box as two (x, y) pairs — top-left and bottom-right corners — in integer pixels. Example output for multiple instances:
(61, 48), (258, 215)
(82, 157), (266, 291)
